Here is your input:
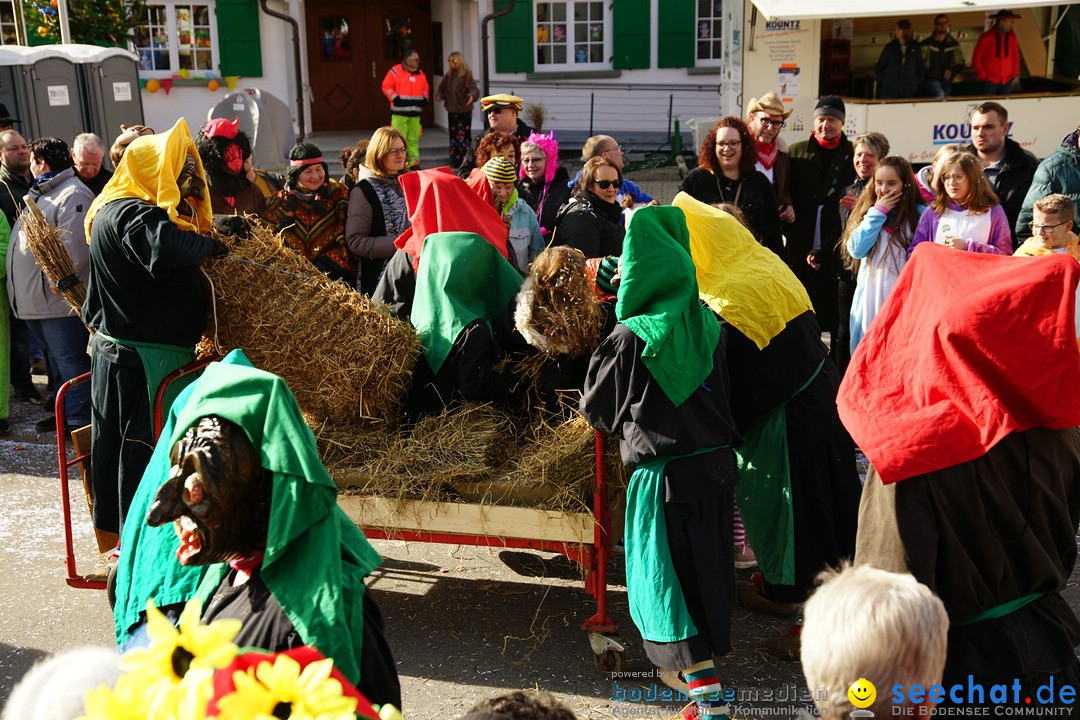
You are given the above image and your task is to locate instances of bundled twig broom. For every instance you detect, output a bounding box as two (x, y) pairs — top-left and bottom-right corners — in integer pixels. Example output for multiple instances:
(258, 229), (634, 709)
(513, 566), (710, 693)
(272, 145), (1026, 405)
(22, 196), (86, 315)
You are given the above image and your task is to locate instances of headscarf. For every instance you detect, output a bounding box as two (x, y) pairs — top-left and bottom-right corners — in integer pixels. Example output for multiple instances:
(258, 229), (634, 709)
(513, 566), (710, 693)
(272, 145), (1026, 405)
(410, 232), (523, 373)
(616, 206), (719, 406)
(86, 118), (212, 238)
(838, 243), (1080, 484)
(394, 168), (508, 271)
(180, 358), (382, 684)
(673, 192), (812, 349)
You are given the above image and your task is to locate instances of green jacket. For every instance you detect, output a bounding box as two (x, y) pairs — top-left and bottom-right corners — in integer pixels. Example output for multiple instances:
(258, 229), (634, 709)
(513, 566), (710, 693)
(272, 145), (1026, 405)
(1016, 132), (1080, 242)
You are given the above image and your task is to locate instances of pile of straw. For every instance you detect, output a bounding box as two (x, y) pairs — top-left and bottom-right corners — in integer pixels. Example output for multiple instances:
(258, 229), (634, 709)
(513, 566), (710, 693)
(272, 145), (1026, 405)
(317, 402), (626, 514)
(22, 196), (86, 315)
(202, 219), (420, 423)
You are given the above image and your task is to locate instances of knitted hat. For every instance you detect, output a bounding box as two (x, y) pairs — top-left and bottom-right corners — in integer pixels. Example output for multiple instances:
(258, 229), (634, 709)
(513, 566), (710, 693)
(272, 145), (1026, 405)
(481, 156), (517, 184)
(480, 93), (523, 113)
(814, 95), (846, 123)
(746, 91), (792, 120)
(286, 142), (328, 189)
(595, 254), (620, 295)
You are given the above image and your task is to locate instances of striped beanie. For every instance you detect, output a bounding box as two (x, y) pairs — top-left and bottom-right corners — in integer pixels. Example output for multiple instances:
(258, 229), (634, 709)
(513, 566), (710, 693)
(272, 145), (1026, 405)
(481, 156), (517, 184)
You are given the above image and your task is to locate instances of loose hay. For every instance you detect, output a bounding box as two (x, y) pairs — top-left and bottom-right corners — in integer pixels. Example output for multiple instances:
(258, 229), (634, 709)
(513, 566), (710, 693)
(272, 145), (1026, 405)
(202, 219), (420, 423)
(321, 402), (626, 515)
(22, 196), (86, 316)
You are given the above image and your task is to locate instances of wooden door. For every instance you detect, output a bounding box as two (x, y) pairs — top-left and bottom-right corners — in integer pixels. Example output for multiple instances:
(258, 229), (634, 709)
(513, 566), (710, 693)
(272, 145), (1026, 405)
(306, 1), (433, 132)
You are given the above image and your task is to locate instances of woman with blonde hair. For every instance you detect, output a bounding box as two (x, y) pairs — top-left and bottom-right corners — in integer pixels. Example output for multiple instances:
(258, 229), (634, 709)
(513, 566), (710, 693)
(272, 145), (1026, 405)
(908, 151), (1012, 256)
(346, 126), (410, 294)
(435, 51), (480, 166)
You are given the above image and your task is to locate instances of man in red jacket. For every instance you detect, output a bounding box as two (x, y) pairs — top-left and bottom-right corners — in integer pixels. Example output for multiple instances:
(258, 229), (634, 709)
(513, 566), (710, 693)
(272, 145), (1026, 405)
(973, 9), (1022, 95)
(381, 49), (429, 169)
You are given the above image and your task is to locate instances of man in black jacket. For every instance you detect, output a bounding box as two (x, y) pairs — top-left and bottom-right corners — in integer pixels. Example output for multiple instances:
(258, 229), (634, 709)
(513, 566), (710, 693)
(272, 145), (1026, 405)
(788, 96), (855, 353)
(456, 93), (532, 178)
(921, 14), (965, 98)
(875, 20), (922, 99)
(966, 101), (1037, 250)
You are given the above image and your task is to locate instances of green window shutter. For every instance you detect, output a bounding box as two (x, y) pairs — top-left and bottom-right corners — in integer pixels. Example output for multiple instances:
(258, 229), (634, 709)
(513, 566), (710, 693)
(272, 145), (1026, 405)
(612, 0), (650, 69)
(216, 0), (262, 77)
(657, 0), (694, 68)
(494, 0), (534, 74)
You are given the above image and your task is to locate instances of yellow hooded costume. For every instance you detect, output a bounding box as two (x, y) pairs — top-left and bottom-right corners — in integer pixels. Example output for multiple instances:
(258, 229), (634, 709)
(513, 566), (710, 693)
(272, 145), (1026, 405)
(673, 192), (811, 349)
(86, 117), (212, 239)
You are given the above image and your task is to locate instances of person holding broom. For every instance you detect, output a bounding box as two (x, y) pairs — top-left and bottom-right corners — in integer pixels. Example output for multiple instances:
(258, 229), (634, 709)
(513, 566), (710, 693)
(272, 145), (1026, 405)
(580, 205), (741, 720)
(82, 118), (227, 536)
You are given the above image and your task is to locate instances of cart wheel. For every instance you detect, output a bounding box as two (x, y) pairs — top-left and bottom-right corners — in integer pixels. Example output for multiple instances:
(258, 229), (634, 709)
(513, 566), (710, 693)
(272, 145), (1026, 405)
(595, 648), (625, 675)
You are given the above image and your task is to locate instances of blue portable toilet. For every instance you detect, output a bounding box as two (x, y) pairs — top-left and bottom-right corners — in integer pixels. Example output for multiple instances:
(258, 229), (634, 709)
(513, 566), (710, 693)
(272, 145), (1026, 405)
(52, 44), (144, 149)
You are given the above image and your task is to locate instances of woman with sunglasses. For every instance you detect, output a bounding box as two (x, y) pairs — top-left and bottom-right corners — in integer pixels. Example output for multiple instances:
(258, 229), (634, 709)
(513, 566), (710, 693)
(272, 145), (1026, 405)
(551, 156), (625, 259)
(680, 116), (783, 259)
(345, 126), (411, 295)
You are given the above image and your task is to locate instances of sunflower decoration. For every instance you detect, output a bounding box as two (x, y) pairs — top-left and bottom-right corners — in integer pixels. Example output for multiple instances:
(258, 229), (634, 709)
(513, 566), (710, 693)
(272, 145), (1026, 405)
(119, 598), (243, 719)
(80, 673), (147, 720)
(215, 653), (360, 720)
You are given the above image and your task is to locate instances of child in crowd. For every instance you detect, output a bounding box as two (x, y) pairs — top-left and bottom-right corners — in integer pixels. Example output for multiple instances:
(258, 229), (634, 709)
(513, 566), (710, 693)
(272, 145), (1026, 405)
(908, 151), (1012, 256)
(1014, 193), (1079, 260)
(482, 156), (543, 273)
(841, 156), (924, 354)
(913, 143), (967, 204)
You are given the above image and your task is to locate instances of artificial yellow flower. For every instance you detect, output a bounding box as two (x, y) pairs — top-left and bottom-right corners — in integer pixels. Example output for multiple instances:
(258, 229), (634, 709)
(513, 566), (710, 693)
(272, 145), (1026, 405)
(79, 673), (146, 720)
(215, 655), (358, 720)
(120, 599), (242, 719)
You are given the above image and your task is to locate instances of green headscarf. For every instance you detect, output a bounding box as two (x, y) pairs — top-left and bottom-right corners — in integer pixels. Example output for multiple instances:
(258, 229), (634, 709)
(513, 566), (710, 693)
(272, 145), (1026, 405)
(410, 231), (524, 373)
(177, 359), (382, 685)
(616, 206), (719, 406)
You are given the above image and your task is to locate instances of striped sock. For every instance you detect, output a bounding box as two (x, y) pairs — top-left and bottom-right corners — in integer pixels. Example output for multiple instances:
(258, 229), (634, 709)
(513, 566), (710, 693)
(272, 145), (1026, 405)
(684, 660), (722, 701)
(733, 502), (745, 548)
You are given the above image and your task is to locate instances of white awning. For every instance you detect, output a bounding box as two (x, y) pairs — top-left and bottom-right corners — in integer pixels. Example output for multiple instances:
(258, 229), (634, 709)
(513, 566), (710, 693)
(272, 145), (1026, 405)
(750, 0), (1072, 21)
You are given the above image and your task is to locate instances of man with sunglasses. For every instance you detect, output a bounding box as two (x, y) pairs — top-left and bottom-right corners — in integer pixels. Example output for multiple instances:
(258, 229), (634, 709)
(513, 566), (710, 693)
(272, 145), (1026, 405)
(746, 91), (794, 224)
(455, 93), (533, 178)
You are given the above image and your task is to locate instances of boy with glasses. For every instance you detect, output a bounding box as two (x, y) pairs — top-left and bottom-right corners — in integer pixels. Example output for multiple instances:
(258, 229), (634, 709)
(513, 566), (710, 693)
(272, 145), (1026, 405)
(1015, 194), (1079, 260)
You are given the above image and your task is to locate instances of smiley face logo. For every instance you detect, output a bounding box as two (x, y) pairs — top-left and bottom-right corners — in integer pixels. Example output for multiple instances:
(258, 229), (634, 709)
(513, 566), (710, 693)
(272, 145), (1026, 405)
(848, 678), (877, 708)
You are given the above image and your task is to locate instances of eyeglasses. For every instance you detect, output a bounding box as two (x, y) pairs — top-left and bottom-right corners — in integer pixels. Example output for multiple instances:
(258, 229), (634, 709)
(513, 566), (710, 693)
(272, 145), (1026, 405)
(715, 141), (742, 149)
(603, 145), (623, 155)
(1029, 220), (1071, 235)
(521, 156), (545, 165)
(593, 179), (622, 190)
(387, 147), (408, 156)
(756, 117), (786, 129)
(486, 106), (512, 115)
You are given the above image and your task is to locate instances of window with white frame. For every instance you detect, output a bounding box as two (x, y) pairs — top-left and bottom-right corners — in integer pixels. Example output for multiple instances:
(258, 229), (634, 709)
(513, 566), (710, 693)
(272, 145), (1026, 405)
(535, 1), (609, 69)
(0, 1), (16, 45)
(133, 2), (218, 76)
(696, 0), (724, 65)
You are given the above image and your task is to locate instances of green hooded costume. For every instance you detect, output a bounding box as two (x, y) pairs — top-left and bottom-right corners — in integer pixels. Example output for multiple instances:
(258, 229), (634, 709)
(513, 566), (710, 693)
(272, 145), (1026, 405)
(113, 349), (381, 686)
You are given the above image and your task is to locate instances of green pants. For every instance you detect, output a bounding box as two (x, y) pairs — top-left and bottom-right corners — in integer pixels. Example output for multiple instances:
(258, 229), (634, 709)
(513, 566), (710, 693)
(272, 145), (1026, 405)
(391, 114), (421, 166)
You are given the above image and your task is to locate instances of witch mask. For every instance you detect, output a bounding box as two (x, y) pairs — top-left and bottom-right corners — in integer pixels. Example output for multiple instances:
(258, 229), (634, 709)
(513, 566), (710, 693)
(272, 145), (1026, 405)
(147, 416), (271, 566)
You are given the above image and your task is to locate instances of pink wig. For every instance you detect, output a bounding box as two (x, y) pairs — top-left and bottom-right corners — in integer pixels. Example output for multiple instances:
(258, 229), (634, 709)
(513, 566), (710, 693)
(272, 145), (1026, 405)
(519, 130), (559, 185)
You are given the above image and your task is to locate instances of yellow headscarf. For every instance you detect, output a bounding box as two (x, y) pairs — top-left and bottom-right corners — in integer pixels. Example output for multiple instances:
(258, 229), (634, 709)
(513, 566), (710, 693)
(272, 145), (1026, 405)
(85, 118), (213, 240)
(673, 191), (812, 349)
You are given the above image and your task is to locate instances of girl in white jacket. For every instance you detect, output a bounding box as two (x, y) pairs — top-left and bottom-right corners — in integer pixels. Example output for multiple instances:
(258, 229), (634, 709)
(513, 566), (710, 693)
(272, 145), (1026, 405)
(841, 156), (925, 354)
